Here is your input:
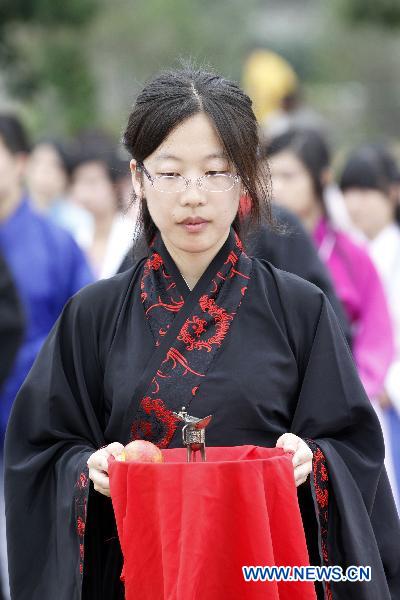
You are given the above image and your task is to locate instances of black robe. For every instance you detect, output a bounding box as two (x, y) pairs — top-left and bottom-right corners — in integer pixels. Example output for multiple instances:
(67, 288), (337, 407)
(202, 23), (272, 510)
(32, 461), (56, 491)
(5, 232), (400, 600)
(0, 255), (24, 600)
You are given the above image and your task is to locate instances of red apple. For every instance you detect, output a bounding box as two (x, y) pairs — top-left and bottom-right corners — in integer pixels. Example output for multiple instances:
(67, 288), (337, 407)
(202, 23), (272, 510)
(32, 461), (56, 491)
(124, 440), (164, 463)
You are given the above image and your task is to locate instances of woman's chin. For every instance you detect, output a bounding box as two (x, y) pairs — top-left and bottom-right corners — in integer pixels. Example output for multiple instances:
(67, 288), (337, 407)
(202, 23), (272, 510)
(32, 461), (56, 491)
(178, 239), (216, 255)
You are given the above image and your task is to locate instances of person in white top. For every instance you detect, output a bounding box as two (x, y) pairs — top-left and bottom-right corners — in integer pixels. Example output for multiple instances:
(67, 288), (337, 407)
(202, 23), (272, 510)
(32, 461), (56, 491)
(69, 134), (135, 279)
(25, 140), (95, 250)
(340, 143), (400, 511)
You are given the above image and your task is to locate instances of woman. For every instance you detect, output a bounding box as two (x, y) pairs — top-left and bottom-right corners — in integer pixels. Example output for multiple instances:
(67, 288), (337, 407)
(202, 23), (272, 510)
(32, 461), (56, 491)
(5, 67), (400, 600)
(340, 144), (400, 509)
(25, 139), (94, 250)
(263, 128), (394, 401)
(69, 134), (134, 279)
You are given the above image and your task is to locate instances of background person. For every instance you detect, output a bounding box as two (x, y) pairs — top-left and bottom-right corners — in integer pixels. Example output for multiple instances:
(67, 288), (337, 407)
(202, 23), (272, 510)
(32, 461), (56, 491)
(69, 132), (135, 279)
(264, 128), (395, 401)
(340, 143), (400, 510)
(26, 139), (94, 250)
(0, 114), (93, 451)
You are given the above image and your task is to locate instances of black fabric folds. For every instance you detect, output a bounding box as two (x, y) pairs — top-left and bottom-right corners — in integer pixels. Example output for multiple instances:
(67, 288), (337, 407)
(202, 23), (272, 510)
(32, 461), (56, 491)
(4, 234), (400, 599)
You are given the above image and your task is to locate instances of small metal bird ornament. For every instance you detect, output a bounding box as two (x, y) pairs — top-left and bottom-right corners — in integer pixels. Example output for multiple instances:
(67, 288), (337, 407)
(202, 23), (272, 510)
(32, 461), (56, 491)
(172, 407), (213, 462)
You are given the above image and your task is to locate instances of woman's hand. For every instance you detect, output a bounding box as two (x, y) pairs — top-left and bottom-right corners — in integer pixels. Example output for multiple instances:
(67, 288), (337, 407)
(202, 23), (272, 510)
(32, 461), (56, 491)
(87, 442), (125, 497)
(276, 433), (313, 487)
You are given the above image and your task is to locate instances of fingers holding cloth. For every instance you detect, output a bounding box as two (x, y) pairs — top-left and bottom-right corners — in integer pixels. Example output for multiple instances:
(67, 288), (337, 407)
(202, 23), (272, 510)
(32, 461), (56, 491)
(276, 433), (313, 487)
(87, 442), (125, 497)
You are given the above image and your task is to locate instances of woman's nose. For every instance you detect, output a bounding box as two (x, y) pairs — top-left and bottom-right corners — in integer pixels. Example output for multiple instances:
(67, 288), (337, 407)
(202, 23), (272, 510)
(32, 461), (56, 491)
(179, 181), (207, 206)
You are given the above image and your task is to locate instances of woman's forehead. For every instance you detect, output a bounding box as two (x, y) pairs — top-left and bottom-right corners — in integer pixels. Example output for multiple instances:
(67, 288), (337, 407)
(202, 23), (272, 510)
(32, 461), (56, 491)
(149, 113), (227, 163)
(269, 150), (302, 167)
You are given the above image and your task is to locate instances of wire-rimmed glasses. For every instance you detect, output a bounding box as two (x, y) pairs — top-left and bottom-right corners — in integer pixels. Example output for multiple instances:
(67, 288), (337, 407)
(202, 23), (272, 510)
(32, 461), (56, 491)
(137, 162), (240, 193)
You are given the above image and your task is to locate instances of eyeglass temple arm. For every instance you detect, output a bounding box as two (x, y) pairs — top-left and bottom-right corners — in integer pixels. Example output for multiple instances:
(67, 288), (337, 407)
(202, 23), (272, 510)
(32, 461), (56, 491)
(136, 162), (153, 182)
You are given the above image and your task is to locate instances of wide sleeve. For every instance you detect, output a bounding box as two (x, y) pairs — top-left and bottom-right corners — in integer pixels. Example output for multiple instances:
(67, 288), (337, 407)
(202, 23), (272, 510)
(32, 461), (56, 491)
(352, 255), (394, 399)
(385, 264), (400, 413)
(286, 286), (400, 599)
(4, 288), (106, 600)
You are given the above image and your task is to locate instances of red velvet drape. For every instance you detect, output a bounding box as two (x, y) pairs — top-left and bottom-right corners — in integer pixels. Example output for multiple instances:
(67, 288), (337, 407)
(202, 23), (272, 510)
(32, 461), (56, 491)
(109, 445), (316, 600)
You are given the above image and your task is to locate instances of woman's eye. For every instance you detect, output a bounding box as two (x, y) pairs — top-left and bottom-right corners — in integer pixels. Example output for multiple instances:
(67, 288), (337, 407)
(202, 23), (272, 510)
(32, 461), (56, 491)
(206, 170), (228, 176)
(158, 172), (179, 177)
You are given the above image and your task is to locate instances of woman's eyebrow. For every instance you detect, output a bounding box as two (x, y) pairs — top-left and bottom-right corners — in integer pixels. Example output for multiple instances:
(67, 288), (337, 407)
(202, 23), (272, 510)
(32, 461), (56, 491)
(153, 151), (228, 162)
(154, 153), (181, 162)
(204, 152), (228, 160)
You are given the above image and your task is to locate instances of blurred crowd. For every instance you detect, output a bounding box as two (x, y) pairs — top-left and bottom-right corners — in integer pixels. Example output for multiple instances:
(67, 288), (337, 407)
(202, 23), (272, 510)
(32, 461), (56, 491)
(0, 50), (400, 598)
(245, 50), (400, 518)
(0, 117), (139, 599)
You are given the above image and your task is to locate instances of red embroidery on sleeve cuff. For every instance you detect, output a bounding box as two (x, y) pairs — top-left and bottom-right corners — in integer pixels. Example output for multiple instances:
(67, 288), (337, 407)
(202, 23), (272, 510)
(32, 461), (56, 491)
(305, 439), (332, 600)
(75, 467), (90, 577)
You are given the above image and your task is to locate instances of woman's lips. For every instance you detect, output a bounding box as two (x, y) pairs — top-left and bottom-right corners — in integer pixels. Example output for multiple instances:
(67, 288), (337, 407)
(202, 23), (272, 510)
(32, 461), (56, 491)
(180, 220), (209, 233)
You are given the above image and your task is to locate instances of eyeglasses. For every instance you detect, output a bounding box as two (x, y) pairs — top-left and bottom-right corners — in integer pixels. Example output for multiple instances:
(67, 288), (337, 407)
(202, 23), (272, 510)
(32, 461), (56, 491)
(137, 162), (240, 193)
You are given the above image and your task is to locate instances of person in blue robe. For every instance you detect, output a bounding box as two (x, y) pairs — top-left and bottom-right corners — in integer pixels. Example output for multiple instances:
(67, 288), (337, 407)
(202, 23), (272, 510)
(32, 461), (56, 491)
(0, 115), (93, 445)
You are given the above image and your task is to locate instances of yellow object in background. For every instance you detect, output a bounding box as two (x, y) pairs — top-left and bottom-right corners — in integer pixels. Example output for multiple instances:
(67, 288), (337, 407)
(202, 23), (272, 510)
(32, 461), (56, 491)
(242, 49), (298, 123)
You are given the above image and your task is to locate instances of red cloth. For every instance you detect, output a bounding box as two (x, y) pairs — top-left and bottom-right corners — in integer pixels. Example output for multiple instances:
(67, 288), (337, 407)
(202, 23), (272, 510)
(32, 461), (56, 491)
(109, 445), (316, 600)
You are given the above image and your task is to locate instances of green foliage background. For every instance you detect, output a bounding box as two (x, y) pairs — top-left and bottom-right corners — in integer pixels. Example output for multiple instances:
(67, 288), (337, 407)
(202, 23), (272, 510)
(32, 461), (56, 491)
(0, 0), (399, 145)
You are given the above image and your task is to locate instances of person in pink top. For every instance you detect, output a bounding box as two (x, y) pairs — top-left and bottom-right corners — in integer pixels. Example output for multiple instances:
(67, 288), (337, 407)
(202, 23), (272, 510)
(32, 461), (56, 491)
(339, 143), (400, 510)
(263, 128), (394, 399)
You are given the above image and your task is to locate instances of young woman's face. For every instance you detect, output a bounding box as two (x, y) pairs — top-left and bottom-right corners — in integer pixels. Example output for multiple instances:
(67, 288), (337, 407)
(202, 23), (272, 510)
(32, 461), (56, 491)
(26, 143), (67, 202)
(70, 161), (118, 218)
(268, 150), (319, 222)
(131, 112), (241, 257)
(343, 187), (395, 240)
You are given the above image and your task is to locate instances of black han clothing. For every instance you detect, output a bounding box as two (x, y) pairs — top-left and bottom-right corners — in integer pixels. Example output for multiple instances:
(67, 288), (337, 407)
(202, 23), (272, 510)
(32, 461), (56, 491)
(5, 233), (400, 600)
(0, 256), (23, 600)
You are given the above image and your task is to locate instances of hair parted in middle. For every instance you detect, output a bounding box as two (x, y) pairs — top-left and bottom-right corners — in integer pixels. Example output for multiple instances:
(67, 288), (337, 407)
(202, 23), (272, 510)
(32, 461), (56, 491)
(122, 61), (273, 245)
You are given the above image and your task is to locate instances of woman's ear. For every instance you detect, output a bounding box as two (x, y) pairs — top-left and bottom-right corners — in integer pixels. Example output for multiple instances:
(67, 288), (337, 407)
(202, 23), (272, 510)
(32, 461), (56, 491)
(130, 159), (143, 199)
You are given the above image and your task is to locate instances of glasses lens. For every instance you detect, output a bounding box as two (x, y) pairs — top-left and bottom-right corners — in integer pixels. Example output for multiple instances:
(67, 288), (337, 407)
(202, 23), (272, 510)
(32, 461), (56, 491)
(153, 175), (186, 193)
(203, 174), (235, 192)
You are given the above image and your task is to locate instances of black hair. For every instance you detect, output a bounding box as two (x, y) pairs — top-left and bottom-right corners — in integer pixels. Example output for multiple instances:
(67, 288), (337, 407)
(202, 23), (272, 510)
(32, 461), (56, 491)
(339, 144), (399, 194)
(123, 63), (272, 245)
(69, 130), (123, 183)
(32, 138), (73, 176)
(340, 144), (400, 226)
(0, 115), (30, 155)
(262, 128), (330, 205)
